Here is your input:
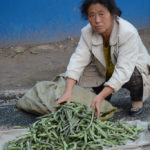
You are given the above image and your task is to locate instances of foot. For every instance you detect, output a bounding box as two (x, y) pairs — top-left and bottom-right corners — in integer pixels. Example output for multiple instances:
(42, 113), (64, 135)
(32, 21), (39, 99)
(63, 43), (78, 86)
(132, 101), (143, 109)
(129, 101), (143, 116)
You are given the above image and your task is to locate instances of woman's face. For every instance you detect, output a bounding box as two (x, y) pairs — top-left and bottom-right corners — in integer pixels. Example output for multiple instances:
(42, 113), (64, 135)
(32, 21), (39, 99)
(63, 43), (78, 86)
(88, 3), (114, 37)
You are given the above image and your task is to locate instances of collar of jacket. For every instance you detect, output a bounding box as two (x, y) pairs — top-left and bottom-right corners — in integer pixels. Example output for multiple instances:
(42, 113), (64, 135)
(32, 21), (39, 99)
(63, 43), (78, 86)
(91, 18), (119, 46)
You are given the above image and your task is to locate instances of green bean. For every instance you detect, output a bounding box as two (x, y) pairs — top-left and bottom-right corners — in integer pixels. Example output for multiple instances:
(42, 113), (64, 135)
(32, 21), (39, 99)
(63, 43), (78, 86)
(84, 130), (88, 144)
(94, 124), (107, 138)
(120, 123), (135, 134)
(69, 142), (77, 150)
(86, 110), (95, 130)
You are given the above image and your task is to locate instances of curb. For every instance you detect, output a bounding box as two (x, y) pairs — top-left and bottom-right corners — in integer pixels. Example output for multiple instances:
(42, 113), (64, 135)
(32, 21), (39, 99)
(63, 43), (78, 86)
(0, 89), (28, 99)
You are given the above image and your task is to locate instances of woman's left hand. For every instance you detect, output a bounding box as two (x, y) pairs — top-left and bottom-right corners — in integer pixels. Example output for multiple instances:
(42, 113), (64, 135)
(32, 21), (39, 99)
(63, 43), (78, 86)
(90, 86), (114, 119)
(90, 95), (104, 119)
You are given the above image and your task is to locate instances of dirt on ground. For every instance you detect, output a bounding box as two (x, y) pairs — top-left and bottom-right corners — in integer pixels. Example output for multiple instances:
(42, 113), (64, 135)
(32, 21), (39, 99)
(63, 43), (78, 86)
(0, 37), (79, 90)
(0, 29), (150, 91)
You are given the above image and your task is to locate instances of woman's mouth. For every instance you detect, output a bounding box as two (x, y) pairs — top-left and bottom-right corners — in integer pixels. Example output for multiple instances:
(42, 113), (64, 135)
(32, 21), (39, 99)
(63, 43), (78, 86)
(95, 26), (103, 29)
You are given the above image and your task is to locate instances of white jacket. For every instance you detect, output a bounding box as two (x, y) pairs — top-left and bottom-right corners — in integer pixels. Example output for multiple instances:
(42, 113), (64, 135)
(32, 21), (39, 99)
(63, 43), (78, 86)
(66, 17), (150, 101)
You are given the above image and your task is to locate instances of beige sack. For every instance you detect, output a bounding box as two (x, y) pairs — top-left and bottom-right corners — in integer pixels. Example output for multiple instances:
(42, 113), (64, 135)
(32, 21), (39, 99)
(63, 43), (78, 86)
(16, 74), (117, 120)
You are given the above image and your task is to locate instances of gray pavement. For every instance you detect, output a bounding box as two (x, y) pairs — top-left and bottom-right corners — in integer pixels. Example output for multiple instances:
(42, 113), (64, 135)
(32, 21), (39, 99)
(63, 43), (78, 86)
(0, 100), (37, 128)
(110, 88), (150, 122)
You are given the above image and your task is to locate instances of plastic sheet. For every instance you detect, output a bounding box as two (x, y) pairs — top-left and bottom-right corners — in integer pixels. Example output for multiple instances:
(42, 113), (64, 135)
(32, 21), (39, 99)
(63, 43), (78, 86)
(1, 121), (150, 150)
(104, 120), (150, 150)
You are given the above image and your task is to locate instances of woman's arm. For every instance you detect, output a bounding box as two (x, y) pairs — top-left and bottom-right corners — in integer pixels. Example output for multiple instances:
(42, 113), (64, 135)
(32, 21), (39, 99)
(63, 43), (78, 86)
(55, 77), (77, 105)
(105, 33), (139, 92)
(66, 26), (92, 82)
(56, 25), (92, 107)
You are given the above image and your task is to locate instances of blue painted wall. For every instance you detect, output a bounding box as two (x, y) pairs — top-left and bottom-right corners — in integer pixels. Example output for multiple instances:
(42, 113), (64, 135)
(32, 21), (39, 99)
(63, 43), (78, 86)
(0, 0), (150, 46)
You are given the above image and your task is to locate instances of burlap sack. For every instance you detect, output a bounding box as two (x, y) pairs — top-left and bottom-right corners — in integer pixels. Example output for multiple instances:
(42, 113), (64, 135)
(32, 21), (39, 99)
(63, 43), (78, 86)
(16, 74), (117, 120)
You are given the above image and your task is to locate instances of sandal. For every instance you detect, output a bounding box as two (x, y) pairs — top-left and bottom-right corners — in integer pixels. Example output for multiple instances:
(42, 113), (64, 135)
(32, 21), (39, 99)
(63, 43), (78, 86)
(129, 107), (143, 116)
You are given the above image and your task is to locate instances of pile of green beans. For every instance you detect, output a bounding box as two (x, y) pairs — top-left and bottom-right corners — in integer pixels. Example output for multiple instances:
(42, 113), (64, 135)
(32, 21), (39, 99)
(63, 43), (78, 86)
(3, 102), (143, 150)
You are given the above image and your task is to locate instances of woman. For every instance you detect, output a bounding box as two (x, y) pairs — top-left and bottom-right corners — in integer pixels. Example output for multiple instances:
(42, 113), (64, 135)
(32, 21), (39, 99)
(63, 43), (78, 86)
(56, 0), (150, 118)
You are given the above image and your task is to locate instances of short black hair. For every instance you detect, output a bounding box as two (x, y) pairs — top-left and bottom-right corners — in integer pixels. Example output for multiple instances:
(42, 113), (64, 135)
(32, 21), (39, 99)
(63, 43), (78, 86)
(81, 0), (122, 20)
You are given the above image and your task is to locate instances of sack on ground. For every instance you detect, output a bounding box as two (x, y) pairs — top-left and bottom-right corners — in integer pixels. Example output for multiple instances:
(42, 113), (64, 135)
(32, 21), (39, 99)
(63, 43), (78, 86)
(16, 74), (117, 120)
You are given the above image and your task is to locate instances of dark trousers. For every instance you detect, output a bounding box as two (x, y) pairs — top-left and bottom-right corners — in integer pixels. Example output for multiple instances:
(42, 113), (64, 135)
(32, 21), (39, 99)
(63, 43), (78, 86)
(92, 67), (143, 101)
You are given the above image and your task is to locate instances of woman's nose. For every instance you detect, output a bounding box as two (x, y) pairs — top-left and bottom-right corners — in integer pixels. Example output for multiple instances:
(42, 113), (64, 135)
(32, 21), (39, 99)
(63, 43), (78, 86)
(95, 15), (101, 23)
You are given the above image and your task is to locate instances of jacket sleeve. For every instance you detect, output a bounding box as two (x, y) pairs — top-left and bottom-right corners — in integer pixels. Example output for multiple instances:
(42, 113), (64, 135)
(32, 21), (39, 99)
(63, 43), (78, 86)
(105, 33), (139, 92)
(65, 32), (92, 81)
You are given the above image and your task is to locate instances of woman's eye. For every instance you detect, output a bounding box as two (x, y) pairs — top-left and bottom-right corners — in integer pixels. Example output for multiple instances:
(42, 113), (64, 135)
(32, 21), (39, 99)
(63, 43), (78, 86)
(99, 13), (104, 16)
(89, 14), (95, 18)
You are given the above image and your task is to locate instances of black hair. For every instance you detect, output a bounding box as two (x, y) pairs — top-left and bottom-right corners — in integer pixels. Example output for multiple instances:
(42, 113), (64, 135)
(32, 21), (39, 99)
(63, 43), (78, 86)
(81, 0), (122, 20)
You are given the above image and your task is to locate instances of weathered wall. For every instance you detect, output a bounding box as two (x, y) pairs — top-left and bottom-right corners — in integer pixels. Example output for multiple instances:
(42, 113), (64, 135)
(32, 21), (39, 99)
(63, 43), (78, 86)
(0, 0), (150, 46)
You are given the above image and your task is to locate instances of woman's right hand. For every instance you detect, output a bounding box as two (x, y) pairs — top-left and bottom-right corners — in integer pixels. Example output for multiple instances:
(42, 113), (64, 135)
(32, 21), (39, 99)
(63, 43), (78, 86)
(56, 92), (72, 105)
(54, 77), (76, 110)
(54, 92), (72, 111)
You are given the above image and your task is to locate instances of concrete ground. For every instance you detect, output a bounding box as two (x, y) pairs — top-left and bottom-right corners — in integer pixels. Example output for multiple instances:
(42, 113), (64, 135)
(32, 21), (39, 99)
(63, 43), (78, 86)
(0, 88), (150, 128)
